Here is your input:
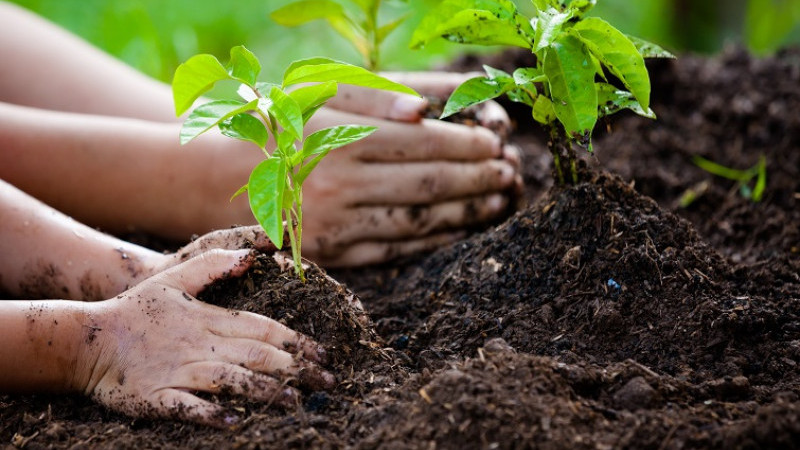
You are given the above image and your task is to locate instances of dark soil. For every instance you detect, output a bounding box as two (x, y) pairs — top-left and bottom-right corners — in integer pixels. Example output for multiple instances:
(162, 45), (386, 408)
(2, 47), (799, 449)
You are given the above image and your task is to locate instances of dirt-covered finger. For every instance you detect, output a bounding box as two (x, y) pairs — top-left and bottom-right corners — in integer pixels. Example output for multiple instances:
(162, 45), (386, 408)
(173, 362), (299, 407)
(175, 226), (273, 262)
(345, 159), (517, 205)
(216, 338), (335, 389)
(160, 249), (255, 295)
(475, 99), (511, 137)
(208, 310), (326, 363)
(320, 231), (467, 268)
(332, 194), (509, 243)
(325, 84), (427, 122)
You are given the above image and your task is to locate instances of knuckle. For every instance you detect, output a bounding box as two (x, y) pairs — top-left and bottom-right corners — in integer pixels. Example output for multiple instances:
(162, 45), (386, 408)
(246, 345), (276, 371)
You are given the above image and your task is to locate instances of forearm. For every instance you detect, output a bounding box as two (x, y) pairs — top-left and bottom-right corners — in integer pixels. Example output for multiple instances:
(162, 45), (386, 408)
(0, 2), (177, 122)
(0, 299), (95, 393)
(0, 179), (161, 299)
(0, 101), (256, 240)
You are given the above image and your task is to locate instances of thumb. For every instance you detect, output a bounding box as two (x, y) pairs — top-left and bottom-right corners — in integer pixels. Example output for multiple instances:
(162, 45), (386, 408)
(159, 248), (255, 296)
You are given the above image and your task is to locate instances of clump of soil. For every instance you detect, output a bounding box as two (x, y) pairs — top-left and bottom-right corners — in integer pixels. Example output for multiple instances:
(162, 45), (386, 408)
(2, 48), (800, 449)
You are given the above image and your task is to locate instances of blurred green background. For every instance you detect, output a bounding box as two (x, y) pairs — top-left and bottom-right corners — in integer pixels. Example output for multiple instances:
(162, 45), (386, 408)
(7, 0), (800, 84)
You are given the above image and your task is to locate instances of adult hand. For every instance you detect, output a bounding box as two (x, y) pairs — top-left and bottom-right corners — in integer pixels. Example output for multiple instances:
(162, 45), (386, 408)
(79, 249), (333, 427)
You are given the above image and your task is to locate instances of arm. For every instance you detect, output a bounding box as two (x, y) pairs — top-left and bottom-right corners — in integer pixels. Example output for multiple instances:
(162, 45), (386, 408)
(0, 250), (332, 427)
(0, 180), (331, 426)
(0, 1), (177, 121)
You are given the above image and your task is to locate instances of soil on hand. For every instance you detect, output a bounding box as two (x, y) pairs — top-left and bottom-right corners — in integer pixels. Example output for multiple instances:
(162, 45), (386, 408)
(2, 48), (799, 449)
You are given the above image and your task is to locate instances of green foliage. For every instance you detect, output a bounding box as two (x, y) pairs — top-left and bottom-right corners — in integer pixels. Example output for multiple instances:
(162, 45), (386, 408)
(693, 155), (767, 202)
(173, 45), (418, 279)
(746, 0), (800, 55)
(271, 0), (410, 69)
(414, 0), (672, 184)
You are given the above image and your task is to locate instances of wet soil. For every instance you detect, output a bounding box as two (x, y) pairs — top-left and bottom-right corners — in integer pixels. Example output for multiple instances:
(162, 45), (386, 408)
(2, 47), (799, 449)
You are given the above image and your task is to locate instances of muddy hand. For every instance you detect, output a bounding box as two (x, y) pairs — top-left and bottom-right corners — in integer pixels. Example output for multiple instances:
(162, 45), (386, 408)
(78, 249), (333, 427)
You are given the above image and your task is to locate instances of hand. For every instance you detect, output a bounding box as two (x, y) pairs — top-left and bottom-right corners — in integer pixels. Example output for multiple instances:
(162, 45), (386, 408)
(79, 249), (333, 427)
(295, 71), (523, 267)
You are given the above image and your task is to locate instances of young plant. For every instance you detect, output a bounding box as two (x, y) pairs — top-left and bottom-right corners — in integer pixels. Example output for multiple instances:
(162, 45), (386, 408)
(173, 45), (417, 280)
(270, 0), (409, 70)
(693, 154), (767, 202)
(411, 0), (674, 184)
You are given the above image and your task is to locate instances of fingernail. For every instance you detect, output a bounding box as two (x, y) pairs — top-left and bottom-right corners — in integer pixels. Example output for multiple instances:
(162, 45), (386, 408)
(390, 95), (427, 121)
(487, 194), (506, 212)
(499, 164), (515, 184)
(315, 345), (328, 365)
(279, 387), (299, 407)
(321, 370), (336, 389)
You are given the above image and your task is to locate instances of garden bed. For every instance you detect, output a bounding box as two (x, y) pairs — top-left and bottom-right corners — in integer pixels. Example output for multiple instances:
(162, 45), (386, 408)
(2, 47), (799, 449)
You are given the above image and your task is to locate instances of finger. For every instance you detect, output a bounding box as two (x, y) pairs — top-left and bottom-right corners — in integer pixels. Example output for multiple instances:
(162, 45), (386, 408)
(325, 84), (428, 122)
(149, 389), (245, 428)
(475, 99), (512, 137)
(311, 109), (502, 161)
(358, 118), (503, 162)
(216, 339), (335, 390)
(503, 144), (522, 170)
(176, 226), (274, 262)
(328, 193), (509, 243)
(319, 231), (467, 268)
(160, 249), (255, 295)
(381, 71), (482, 98)
(174, 362), (299, 406)
(342, 159), (517, 205)
(209, 310), (326, 363)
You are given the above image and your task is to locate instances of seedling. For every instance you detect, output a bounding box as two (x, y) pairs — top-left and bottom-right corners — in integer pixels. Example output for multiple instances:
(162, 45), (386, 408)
(270, 0), (409, 70)
(411, 0), (674, 184)
(693, 154), (767, 202)
(173, 45), (417, 280)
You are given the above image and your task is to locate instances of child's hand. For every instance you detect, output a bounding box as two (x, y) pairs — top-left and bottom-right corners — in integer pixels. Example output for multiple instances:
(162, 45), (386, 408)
(79, 248), (333, 427)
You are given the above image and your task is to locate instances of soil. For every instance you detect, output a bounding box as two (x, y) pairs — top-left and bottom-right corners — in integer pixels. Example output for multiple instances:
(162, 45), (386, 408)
(2, 47), (799, 449)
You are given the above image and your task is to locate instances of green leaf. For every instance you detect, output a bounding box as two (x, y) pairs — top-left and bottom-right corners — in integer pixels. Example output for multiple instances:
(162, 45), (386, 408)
(596, 83), (656, 119)
(219, 113), (269, 148)
(441, 76), (513, 119)
(512, 67), (545, 84)
(180, 99), (258, 145)
(230, 183), (248, 202)
(483, 65), (512, 81)
(288, 81), (339, 123)
(752, 155), (767, 202)
(377, 13), (411, 44)
(532, 95), (556, 124)
(568, 0), (596, 17)
(227, 45), (260, 86)
(531, 0), (558, 12)
(276, 130), (298, 160)
(627, 35), (676, 59)
(265, 86), (304, 141)
(533, 7), (573, 52)
(172, 54), (231, 116)
(692, 156), (753, 181)
(571, 18), (651, 110)
(543, 34), (598, 139)
(295, 125), (377, 184)
(301, 125), (377, 158)
(410, 0), (532, 49)
(248, 157), (287, 249)
(283, 58), (418, 96)
(270, 0), (345, 26)
(507, 87), (536, 107)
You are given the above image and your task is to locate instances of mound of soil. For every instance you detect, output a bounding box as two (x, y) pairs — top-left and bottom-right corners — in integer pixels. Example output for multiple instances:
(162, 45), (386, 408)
(2, 48), (799, 449)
